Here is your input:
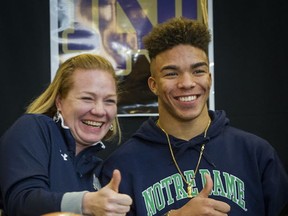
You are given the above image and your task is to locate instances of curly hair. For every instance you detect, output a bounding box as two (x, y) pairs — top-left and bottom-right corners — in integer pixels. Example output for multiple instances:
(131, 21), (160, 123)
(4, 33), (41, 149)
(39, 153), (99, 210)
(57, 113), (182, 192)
(143, 17), (211, 60)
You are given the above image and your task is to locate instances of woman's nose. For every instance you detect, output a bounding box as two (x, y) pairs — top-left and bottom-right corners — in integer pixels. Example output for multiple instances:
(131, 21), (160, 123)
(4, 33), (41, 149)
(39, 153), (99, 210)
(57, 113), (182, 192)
(91, 102), (106, 116)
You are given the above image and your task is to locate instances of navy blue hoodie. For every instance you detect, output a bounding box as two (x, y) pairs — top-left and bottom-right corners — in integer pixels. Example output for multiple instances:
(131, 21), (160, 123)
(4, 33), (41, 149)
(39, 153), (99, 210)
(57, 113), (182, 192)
(101, 110), (288, 216)
(0, 114), (104, 216)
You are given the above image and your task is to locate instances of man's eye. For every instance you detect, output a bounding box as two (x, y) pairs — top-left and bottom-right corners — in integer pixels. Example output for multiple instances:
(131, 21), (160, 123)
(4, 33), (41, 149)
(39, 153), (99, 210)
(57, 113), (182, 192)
(165, 72), (177, 77)
(194, 69), (206, 74)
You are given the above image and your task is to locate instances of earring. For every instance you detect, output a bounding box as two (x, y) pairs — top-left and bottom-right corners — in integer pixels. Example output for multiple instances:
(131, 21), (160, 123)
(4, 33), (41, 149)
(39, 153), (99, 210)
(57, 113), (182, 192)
(109, 124), (114, 131)
(53, 110), (60, 122)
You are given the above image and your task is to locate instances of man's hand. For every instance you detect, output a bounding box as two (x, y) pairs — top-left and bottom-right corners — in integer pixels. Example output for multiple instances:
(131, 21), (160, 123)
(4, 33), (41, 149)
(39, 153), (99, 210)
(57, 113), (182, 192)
(170, 174), (230, 216)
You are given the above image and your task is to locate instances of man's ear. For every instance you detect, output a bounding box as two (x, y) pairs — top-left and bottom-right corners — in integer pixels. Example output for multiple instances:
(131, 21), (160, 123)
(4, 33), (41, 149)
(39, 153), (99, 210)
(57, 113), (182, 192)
(148, 76), (158, 96)
(208, 72), (212, 89)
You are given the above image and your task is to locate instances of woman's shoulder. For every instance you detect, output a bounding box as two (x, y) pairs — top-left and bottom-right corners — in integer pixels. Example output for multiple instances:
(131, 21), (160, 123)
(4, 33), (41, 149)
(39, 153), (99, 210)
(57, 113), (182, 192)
(2, 114), (55, 137)
(15, 113), (54, 126)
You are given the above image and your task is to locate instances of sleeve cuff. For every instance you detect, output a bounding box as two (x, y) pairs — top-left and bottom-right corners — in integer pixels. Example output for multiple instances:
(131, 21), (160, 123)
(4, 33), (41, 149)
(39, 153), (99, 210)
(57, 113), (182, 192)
(61, 191), (88, 214)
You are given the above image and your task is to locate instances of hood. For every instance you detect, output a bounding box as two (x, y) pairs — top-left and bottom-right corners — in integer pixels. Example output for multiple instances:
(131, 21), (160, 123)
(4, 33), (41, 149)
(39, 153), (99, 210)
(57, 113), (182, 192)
(131, 110), (229, 167)
(133, 110), (229, 145)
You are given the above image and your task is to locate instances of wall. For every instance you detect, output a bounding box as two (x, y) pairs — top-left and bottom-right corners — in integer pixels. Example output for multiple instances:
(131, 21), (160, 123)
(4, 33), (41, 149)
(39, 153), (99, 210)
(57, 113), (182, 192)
(0, 0), (50, 134)
(213, 0), (288, 171)
(0, 0), (287, 171)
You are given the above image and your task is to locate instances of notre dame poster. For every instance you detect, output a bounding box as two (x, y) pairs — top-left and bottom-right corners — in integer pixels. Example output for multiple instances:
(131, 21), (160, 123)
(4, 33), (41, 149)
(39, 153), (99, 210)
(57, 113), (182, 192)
(50, 0), (204, 116)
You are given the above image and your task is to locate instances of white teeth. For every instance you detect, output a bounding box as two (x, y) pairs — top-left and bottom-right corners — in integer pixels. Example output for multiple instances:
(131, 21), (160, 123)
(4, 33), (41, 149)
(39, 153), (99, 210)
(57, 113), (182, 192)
(179, 96), (196, 102)
(83, 120), (103, 127)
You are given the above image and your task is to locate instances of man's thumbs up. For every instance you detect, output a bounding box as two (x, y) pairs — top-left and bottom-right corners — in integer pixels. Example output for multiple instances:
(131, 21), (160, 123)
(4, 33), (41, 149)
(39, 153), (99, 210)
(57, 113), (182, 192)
(197, 173), (213, 198)
(170, 173), (230, 215)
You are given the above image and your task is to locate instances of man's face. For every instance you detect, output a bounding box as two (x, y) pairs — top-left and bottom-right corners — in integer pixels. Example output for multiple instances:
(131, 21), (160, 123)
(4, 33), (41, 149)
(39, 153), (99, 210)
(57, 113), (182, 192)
(148, 44), (211, 122)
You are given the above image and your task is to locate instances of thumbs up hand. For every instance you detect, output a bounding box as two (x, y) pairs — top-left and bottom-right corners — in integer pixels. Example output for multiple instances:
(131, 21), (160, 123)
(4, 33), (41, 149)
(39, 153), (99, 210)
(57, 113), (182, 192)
(197, 172), (214, 198)
(107, 169), (121, 192)
(168, 174), (230, 216)
(82, 169), (132, 216)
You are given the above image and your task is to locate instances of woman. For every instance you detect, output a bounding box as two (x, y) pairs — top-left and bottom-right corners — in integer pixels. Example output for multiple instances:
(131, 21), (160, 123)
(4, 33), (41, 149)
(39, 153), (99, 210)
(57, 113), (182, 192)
(0, 54), (132, 216)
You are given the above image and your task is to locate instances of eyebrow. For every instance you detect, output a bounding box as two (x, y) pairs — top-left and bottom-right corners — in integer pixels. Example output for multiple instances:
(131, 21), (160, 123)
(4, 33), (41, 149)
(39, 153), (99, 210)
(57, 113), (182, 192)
(161, 65), (178, 72)
(191, 62), (209, 69)
(160, 62), (209, 72)
(81, 91), (117, 97)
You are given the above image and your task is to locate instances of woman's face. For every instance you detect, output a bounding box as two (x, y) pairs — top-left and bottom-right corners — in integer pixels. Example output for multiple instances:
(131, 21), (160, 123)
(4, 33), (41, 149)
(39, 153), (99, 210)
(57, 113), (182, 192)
(56, 68), (117, 152)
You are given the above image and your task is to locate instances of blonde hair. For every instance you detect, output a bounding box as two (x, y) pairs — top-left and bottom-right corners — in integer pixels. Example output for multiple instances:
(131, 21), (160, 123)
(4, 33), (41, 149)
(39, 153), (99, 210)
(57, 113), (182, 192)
(26, 53), (121, 142)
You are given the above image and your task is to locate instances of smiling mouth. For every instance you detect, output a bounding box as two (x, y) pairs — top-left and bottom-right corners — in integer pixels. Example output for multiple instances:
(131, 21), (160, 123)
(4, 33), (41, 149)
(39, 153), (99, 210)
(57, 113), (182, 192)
(82, 120), (103, 128)
(178, 95), (197, 102)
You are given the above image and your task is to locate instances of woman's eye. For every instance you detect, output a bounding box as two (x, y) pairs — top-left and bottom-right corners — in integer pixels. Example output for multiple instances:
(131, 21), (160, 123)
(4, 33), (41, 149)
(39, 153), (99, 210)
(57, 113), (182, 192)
(106, 99), (117, 104)
(81, 97), (93, 101)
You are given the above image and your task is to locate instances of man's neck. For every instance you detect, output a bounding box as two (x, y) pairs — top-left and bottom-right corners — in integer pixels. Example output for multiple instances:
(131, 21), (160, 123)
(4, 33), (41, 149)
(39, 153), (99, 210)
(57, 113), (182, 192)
(157, 112), (210, 140)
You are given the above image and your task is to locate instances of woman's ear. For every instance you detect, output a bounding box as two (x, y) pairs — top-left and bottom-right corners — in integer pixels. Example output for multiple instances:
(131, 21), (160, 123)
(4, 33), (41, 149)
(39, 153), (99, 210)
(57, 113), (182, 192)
(55, 95), (61, 111)
(148, 76), (158, 96)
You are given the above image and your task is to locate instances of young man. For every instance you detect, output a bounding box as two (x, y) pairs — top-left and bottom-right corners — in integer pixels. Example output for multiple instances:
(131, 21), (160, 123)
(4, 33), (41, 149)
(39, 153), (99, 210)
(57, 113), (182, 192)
(101, 17), (288, 216)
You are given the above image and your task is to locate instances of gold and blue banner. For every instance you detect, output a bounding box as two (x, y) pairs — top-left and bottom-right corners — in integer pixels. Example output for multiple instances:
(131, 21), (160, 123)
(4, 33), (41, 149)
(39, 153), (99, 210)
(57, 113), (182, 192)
(50, 0), (205, 116)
